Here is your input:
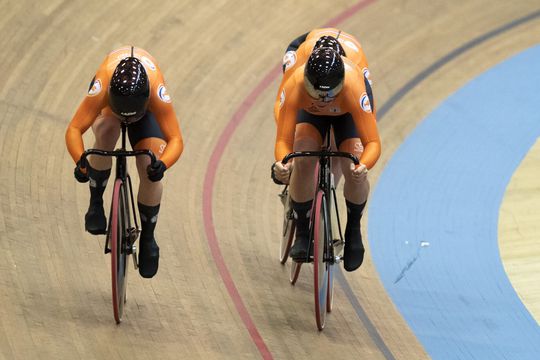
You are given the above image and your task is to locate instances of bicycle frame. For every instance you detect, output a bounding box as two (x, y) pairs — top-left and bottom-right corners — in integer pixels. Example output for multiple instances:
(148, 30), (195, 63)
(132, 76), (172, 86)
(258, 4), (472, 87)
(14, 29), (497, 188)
(80, 122), (156, 254)
(282, 133), (359, 263)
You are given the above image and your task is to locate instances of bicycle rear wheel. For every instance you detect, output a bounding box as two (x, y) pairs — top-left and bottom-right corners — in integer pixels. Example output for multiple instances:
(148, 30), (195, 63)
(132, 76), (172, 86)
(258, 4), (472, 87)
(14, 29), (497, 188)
(110, 179), (130, 324)
(313, 190), (329, 330)
(289, 261), (302, 284)
(280, 188), (295, 264)
(327, 263), (334, 313)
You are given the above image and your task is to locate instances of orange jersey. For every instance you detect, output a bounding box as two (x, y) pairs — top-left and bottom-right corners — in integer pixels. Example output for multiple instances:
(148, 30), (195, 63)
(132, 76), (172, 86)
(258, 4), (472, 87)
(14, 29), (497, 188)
(65, 46), (183, 168)
(275, 57), (381, 169)
(275, 28), (372, 121)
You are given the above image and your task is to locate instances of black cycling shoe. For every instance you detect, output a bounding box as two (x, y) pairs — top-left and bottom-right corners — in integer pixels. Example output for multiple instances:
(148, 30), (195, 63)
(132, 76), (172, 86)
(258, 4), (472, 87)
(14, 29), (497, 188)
(290, 234), (312, 262)
(138, 237), (160, 278)
(343, 225), (365, 272)
(85, 203), (107, 235)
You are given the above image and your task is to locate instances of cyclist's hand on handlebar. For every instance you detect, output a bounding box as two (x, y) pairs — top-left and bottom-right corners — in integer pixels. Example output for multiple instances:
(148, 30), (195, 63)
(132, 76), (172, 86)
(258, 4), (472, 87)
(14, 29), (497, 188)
(272, 161), (292, 185)
(147, 160), (167, 182)
(350, 163), (368, 184)
(74, 159), (89, 183)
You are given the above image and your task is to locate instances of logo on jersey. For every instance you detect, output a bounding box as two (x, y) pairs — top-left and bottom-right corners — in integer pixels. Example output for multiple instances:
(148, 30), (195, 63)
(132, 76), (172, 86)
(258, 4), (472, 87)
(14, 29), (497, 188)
(360, 92), (372, 113)
(344, 40), (359, 53)
(279, 89), (286, 108)
(158, 84), (171, 103)
(88, 79), (102, 97)
(362, 67), (373, 86)
(329, 106), (341, 113)
(141, 56), (156, 71)
(307, 104), (320, 113)
(283, 51), (297, 72)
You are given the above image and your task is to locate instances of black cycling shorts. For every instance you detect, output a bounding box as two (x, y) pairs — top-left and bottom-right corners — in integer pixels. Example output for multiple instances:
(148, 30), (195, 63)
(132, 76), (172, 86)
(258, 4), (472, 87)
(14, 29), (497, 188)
(127, 112), (165, 148)
(297, 109), (359, 147)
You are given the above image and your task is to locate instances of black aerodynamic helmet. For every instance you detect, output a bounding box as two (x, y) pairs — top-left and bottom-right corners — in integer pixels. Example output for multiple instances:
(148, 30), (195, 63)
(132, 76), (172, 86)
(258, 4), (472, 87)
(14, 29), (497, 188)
(314, 35), (346, 57)
(304, 47), (345, 100)
(109, 56), (150, 123)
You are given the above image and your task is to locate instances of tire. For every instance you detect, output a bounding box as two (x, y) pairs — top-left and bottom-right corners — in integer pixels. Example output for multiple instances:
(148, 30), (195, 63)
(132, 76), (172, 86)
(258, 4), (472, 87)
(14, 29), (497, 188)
(280, 190), (295, 264)
(110, 179), (129, 324)
(313, 190), (329, 330)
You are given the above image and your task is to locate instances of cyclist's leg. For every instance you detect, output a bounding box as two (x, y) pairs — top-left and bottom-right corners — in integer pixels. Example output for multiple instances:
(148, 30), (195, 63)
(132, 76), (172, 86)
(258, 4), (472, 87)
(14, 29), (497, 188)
(85, 111), (120, 234)
(289, 110), (327, 260)
(128, 112), (166, 278)
(334, 114), (369, 271)
(89, 110), (121, 169)
(329, 127), (344, 186)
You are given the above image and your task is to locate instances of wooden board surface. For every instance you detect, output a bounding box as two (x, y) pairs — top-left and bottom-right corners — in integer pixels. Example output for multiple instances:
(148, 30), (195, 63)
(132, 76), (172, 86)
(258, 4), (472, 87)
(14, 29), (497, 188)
(1, 0), (539, 359)
(499, 139), (540, 324)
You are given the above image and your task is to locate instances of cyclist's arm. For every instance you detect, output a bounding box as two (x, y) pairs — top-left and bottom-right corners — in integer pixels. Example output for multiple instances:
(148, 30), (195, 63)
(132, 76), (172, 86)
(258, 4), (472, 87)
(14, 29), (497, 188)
(149, 78), (183, 169)
(276, 41), (311, 121)
(273, 87), (283, 124)
(274, 81), (299, 161)
(65, 74), (108, 164)
(346, 80), (381, 169)
(285, 32), (309, 54)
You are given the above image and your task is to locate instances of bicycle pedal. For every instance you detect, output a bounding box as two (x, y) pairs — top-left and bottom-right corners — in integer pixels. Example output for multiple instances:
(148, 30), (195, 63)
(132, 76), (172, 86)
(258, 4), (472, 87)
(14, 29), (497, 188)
(128, 227), (140, 242)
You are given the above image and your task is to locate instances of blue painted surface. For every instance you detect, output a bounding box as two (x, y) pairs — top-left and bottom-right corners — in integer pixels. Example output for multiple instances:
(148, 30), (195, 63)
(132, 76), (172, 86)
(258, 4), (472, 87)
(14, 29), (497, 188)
(369, 45), (540, 359)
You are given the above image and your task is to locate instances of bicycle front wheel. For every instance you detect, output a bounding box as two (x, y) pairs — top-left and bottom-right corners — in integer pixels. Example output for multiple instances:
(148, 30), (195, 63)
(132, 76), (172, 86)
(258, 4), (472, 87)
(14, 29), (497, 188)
(110, 179), (129, 324)
(313, 190), (329, 330)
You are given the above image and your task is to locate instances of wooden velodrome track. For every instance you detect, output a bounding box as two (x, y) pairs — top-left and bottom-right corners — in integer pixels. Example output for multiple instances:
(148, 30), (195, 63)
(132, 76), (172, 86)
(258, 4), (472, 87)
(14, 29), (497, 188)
(1, 0), (539, 359)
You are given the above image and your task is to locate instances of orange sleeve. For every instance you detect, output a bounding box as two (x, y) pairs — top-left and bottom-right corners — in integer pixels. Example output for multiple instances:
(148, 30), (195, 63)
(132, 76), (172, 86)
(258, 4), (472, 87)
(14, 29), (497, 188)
(273, 80), (285, 123)
(275, 43), (309, 122)
(345, 78), (381, 169)
(65, 71), (108, 164)
(274, 78), (300, 162)
(148, 73), (183, 169)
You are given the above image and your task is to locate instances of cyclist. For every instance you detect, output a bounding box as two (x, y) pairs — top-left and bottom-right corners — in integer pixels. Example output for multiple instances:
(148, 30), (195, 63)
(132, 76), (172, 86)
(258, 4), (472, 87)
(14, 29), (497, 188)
(272, 32), (381, 272)
(274, 28), (375, 196)
(65, 46), (183, 278)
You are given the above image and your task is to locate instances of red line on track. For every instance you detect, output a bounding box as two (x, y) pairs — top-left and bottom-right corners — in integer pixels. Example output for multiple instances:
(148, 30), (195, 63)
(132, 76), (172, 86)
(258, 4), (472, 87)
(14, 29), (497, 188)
(202, 1), (375, 358)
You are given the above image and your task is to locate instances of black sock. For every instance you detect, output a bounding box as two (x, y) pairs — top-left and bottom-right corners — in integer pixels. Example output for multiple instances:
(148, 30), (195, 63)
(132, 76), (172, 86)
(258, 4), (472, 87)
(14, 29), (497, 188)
(138, 203), (160, 241)
(291, 199), (312, 237)
(345, 200), (366, 230)
(88, 166), (111, 207)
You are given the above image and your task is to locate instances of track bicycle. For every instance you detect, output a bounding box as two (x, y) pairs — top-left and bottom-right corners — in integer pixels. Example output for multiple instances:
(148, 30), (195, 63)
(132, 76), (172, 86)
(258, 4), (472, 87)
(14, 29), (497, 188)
(280, 135), (358, 330)
(80, 122), (156, 324)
